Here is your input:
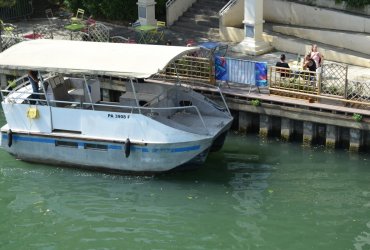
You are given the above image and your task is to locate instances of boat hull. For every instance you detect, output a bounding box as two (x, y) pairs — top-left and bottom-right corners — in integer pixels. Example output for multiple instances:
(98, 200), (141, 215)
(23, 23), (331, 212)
(0, 131), (213, 173)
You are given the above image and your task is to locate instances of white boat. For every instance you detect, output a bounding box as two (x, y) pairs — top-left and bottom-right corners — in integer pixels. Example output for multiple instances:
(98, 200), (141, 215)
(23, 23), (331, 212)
(0, 40), (233, 173)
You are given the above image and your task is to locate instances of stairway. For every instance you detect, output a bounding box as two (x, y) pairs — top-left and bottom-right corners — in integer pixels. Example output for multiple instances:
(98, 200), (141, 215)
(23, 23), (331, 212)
(168, 0), (229, 45)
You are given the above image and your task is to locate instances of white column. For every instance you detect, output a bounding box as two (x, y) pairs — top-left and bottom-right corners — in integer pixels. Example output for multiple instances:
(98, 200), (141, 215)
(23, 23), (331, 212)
(232, 0), (272, 55)
(137, 0), (157, 25)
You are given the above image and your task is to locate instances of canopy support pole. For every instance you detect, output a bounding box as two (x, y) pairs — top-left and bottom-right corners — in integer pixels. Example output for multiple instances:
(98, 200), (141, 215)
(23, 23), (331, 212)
(83, 75), (94, 111)
(130, 78), (141, 114)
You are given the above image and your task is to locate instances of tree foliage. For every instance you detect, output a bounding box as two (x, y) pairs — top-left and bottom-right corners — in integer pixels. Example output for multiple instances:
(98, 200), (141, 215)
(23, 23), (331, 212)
(0, 0), (16, 8)
(336, 0), (370, 8)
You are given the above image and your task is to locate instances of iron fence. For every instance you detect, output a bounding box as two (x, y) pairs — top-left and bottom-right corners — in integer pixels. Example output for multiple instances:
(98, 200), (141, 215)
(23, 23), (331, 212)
(320, 63), (348, 97)
(269, 63), (370, 109)
(0, 0), (33, 21)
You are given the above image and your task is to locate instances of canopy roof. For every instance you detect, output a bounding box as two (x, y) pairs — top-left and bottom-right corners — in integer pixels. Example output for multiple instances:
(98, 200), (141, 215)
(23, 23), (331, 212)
(0, 40), (199, 78)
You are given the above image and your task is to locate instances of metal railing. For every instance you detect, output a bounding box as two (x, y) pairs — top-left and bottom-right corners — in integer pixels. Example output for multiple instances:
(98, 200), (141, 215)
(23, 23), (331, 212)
(269, 66), (319, 95)
(269, 64), (370, 109)
(1, 78), (211, 135)
(166, 0), (176, 8)
(163, 55), (215, 85)
(0, 0), (33, 21)
(219, 0), (238, 16)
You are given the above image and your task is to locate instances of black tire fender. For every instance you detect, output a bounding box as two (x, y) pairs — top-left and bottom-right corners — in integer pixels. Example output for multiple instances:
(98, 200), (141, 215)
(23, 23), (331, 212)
(124, 138), (131, 158)
(7, 129), (13, 148)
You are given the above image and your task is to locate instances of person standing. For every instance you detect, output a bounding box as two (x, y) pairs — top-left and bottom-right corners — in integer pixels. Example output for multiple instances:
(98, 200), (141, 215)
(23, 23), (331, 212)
(310, 44), (323, 72)
(28, 70), (39, 104)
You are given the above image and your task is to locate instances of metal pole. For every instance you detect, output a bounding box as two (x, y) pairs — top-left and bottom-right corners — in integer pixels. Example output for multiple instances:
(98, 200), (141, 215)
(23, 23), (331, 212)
(83, 75), (94, 110)
(130, 78), (141, 114)
(37, 71), (50, 107)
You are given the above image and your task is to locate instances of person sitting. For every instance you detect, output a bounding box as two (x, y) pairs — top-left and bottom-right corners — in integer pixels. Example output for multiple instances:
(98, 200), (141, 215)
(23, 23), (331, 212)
(302, 54), (316, 72)
(275, 54), (290, 78)
(302, 54), (317, 85)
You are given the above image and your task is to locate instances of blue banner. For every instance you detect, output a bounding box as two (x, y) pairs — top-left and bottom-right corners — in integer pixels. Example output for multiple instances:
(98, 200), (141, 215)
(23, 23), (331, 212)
(255, 62), (268, 87)
(215, 56), (228, 81)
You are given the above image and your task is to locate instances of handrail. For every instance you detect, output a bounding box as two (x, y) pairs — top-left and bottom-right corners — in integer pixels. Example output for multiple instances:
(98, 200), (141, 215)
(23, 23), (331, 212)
(217, 86), (231, 116)
(166, 0), (176, 8)
(219, 0), (238, 16)
(143, 85), (176, 107)
(178, 81), (232, 117)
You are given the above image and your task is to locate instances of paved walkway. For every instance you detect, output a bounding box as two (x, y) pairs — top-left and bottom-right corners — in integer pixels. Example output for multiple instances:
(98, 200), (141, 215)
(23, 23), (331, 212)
(7, 18), (370, 82)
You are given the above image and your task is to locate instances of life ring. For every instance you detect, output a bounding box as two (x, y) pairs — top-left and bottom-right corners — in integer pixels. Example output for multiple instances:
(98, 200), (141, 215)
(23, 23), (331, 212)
(7, 129), (13, 147)
(124, 138), (131, 158)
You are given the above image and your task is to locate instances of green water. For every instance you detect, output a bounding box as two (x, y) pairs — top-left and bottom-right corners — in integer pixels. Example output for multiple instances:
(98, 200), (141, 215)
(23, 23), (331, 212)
(1, 114), (370, 250)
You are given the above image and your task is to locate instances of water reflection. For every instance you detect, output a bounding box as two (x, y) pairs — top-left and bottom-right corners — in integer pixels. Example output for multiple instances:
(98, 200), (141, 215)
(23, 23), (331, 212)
(1, 123), (370, 249)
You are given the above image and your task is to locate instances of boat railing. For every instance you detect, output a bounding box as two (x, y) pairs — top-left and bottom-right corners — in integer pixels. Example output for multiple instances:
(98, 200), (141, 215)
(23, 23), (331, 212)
(94, 102), (210, 135)
(181, 81), (231, 116)
(142, 85), (177, 107)
(1, 88), (47, 103)
(145, 105), (209, 135)
(1, 87), (210, 135)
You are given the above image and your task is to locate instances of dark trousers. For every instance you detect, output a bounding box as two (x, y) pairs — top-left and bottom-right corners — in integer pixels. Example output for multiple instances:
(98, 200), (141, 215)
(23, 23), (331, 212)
(28, 76), (39, 104)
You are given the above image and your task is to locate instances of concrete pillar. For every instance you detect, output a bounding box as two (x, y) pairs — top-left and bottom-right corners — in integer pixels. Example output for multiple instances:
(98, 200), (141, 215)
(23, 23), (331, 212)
(281, 118), (292, 141)
(232, 0), (272, 55)
(303, 121), (314, 146)
(259, 114), (270, 137)
(137, 0), (157, 25)
(349, 128), (361, 152)
(326, 125), (337, 149)
(238, 111), (253, 134)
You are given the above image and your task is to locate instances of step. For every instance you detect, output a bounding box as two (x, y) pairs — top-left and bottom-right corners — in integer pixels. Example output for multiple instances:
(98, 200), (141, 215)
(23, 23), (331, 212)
(169, 25), (221, 40)
(263, 29), (370, 68)
(171, 22), (220, 34)
(166, 31), (220, 46)
(198, 0), (229, 5)
(271, 24), (370, 56)
(192, 2), (226, 10)
(176, 18), (219, 29)
(187, 7), (221, 16)
(182, 13), (220, 23)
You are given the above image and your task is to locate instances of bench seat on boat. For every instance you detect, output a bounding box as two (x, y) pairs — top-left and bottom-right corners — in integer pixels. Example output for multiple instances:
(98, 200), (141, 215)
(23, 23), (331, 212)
(47, 75), (74, 106)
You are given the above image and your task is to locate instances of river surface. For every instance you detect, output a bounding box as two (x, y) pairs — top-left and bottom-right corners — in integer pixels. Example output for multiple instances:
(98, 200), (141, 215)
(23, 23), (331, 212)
(1, 112), (370, 250)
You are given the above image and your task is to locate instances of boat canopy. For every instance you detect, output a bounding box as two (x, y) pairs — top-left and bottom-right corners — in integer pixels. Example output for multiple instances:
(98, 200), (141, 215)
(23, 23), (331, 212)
(0, 40), (199, 78)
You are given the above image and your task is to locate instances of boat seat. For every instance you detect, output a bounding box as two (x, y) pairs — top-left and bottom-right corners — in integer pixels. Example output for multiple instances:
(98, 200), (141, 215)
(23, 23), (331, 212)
(48, 75), (73, 107)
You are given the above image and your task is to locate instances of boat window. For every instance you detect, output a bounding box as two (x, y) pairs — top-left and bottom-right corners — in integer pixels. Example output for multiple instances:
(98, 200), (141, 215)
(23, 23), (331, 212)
(139, 100), (148, 106)
(55, 140), (78, 148)
(84, 143), (108, 151)
(179, 100), (192, 106)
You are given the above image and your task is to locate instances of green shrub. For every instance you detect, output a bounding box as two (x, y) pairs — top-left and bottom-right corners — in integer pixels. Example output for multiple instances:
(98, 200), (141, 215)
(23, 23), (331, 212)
(0, 0), (16, 7)
(353, 113), (363, 122)
(251, 99), (261, 106)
